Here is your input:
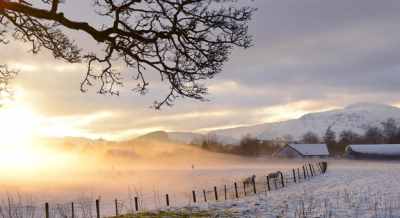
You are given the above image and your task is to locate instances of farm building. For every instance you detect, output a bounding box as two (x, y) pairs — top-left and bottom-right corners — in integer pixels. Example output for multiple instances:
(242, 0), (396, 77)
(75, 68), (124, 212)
(345, 144), (400, 159)
(274, 144), (330, 158)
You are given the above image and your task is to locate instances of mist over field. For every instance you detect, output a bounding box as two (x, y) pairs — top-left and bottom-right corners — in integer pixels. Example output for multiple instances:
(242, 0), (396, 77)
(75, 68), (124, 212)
(0, 138), (302, 206)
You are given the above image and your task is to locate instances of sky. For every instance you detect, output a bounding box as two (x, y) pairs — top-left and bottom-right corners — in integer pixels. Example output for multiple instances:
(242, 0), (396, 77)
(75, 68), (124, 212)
(2, 0), (400, 141)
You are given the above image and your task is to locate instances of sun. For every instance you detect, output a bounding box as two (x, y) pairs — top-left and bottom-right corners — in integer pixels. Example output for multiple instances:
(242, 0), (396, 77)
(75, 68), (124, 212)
(0, 95), (82, 178)
(0, 103), (37, 146)
(0, 100), (42, 169)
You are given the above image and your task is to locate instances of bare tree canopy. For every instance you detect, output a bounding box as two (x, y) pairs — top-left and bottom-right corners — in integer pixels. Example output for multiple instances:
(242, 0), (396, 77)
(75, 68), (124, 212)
(0, 0), (255, 108)
(0, 65), (16, 103)
(0, 29), (16, 104)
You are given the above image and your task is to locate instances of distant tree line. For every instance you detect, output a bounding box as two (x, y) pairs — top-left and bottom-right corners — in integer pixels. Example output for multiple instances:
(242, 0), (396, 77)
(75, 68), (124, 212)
(301, 118), (400, 156)
(193, 118), (400, 157)
(191, 134), (282, 157)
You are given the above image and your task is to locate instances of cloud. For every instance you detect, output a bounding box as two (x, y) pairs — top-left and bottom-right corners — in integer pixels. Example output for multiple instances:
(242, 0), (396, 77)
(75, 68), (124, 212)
(1, 0), (400, 139)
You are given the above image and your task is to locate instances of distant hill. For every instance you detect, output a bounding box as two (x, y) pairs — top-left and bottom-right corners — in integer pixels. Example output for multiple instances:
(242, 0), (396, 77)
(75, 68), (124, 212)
(136, 131), (170, 141)
(212, 103), (400, 142)
(134, 103), (400, 145)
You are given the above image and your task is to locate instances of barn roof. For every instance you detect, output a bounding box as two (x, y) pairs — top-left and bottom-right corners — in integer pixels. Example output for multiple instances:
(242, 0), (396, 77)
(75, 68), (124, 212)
(288, 144), (329, 156)
(347, 144), (400, 156)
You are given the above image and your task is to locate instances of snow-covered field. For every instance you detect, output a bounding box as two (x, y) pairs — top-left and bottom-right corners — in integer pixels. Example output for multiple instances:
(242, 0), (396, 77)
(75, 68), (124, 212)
(1, 159), (400, 217)
(200, 160), (400, 218)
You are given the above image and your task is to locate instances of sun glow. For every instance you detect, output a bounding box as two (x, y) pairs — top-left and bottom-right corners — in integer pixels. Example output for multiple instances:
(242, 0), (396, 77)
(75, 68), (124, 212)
(0, 97), (79, 177)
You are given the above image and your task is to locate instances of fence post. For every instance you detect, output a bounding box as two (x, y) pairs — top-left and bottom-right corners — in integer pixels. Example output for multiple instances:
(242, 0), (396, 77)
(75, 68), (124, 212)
(311, 164), (316, 175)
(266, 176), (271, 191)
(71, 202), (75, 218)
(96, 199), (100, 218)
(293, 169), (297, 183)
(318, 162), (322, 174)
(234, 182), (239, 199)
(114, 199), (119, 216)
(303, 165), (308, 179)
(192, 190), (197, 203)
(252, 177), (257, 194)
(203, 190), (207, 202)
(214, 186), (218, 201)
(297, 168), (300, 181)
(134, 197), (139, 211)
(224, 185), (227, 200)
(311, 164), (314, 175)
(321, 161), (328, 173)
(309, 163), (314, 177)
(45, 202), (49, 218)
(280, 172), (285, 188)
(243, 182), (247, 196)
(166, 194), (170, 207)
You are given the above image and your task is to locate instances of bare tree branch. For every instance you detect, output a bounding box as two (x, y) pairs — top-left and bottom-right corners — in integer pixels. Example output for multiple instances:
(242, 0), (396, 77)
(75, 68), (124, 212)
(0, 0), (256, 108)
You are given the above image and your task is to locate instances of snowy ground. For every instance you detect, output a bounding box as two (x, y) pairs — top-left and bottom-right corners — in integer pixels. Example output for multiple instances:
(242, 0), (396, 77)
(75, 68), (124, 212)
(2, 159), (400, 217)
(197, 160), (400, 218)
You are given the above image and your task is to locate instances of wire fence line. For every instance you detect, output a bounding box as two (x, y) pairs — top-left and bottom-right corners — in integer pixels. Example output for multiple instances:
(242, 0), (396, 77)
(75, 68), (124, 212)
(0, 161), (328, 218)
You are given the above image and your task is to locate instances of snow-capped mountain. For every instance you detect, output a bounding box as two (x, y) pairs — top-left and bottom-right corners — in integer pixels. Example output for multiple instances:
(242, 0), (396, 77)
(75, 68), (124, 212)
(212, 103), (400, 142)
(139, 103), (400, 145)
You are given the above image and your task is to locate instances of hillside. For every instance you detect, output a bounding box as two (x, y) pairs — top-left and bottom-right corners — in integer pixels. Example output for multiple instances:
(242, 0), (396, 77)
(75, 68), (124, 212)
(160, 103), (400, 145)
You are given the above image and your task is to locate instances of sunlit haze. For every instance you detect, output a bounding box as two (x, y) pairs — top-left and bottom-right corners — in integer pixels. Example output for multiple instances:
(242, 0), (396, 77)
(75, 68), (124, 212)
(1, 1), (400, 217)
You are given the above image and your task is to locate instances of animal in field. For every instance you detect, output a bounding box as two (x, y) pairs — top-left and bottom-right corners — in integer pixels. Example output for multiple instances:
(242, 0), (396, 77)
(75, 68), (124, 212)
(267, 171), (282, 189)
(268, 171), (282, 179)
(243, 174), (256, 186)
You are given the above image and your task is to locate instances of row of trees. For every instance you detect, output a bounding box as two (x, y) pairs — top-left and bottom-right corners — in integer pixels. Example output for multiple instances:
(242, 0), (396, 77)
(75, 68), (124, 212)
(195, 118), (400, 157)
(302, 118), (400, 155)
(193, 134), (281, 156)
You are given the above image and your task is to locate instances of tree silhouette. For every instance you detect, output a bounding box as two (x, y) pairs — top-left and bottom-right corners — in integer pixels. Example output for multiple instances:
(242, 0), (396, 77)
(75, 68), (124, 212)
(323, 127), (336, 145)
(323, 127), (337, 154)
(0, 0), (255, 108)
(0, 28), (16, 104)
(363, 126), (384, 144)
(301, 131), (320, 144)
(381, 118), (398, 144)
(338, 130), (361, 146)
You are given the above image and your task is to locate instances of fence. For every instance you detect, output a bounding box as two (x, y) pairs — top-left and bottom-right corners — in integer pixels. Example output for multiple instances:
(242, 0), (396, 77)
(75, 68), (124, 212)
(0, 161), (327, 218)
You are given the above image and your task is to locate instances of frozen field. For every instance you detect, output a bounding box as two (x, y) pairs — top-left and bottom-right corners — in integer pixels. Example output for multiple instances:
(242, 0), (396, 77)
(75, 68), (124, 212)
(1, 158), (400, 217)
(200, 160), (400, 218)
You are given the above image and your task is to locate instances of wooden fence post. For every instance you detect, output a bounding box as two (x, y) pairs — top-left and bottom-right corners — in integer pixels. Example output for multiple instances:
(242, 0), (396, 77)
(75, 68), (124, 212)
(214, 186), (218, 201)
(266, 176), (271, 191)
(71, 202), (75, 218)
(96, 199), (100, 218)
(293, 169), (297, 183)
(166, 194), (170, 207)
(45, 202), (49, 218)
(297, 168), (300, 181)
(280, 172), (285, 188)
(192, 190), (197, 203)
(318, 162), (322, 174)
(321, 161), (328, 173)
(252, 177), (257, 194)
(243, 182), (247, 196)
(134, 197), (139, 211)
(115, 199), (119, 216)
(309, 163), (314, 177)
(311, 164), (314, 175)
(234, 182), (239, 199)
(203, 190), (207, 202)
(302, 165), (307, 179)
(224, 185), (227, 200)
